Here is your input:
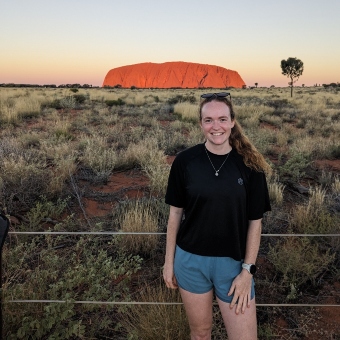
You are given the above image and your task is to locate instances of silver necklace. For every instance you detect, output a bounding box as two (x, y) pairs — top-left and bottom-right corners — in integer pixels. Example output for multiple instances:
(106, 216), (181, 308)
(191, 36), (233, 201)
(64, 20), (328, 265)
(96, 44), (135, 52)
(205, 147), (230, 176)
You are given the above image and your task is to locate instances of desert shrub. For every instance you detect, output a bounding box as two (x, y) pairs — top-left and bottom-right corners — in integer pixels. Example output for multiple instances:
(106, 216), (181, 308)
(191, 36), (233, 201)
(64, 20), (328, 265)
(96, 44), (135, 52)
(119, 283), (190, 339)
(59, 96), (76, 110)
(268, 237), (335, 299)
(167, 94), (196, 105)
(329, 144), (340, 159)
(105, 98), (125, 107)
(279, 151), (310, 181)
(266, 98), (290, 110)
(48, 98), (63, 109)
(73, 94), (86, 104)
(0, 140), (51, 213)
(24, 196), (69, 231)
(3, 235), (142, 339)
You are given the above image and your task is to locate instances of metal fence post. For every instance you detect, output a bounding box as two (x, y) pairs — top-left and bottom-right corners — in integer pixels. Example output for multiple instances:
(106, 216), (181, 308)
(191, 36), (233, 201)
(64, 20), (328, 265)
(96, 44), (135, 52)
(0, 213), (10, 340)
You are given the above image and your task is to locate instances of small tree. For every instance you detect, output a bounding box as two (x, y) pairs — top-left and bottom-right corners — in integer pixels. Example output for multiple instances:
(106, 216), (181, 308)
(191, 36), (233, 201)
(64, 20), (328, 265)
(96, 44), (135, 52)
(255, 82), (258, 88)
(281, 57), (304, 97)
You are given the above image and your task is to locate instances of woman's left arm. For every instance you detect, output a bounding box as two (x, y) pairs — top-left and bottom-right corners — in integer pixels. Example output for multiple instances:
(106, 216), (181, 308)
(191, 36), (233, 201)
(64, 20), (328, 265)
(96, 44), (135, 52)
(228, 219), (262, 314)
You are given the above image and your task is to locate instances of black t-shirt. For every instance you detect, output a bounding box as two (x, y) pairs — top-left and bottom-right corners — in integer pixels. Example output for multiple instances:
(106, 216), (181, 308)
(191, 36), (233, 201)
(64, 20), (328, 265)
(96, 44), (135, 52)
(165, 143), (271, 260)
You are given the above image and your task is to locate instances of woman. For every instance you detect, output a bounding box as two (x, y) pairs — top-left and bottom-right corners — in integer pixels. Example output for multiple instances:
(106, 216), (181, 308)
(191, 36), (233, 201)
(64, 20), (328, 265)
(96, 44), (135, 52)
(163, 92), (271, 340)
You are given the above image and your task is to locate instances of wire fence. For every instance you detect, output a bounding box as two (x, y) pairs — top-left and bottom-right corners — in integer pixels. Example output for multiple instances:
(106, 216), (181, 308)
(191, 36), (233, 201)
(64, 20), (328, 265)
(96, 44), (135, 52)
(4, 230), (340, 308)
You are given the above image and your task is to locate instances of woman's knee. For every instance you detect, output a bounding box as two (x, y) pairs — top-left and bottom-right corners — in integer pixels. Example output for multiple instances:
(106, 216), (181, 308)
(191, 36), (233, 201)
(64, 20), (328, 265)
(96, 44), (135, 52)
(190, 325), (212, 340)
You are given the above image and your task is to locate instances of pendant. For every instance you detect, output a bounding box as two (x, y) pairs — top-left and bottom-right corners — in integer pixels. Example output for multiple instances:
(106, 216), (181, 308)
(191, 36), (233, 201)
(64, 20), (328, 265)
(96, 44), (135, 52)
(215, 172), (219, 176)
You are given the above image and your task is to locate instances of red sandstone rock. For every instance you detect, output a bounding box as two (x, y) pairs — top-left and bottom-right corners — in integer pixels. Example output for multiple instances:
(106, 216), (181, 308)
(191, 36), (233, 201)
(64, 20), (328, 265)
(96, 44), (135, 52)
(102, 62), (245, 88)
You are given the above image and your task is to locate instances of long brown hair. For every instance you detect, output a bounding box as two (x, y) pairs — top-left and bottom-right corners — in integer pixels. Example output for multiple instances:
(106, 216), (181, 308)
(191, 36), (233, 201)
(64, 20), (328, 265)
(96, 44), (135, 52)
(199, 97), (272, 174)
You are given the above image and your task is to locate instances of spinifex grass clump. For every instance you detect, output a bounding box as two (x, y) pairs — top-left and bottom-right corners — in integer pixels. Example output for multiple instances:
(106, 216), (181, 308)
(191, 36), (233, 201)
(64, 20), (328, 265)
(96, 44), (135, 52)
(123, 138), (170, 195)
(173, 102), (198, 122)
(119, 283), (190, 340)
(0, 91), (42, 123)
(118, 198), (161, 255)
(290, 187), (340, 235)
(268, 176), (285, 205)
(79, 135), (117, 182)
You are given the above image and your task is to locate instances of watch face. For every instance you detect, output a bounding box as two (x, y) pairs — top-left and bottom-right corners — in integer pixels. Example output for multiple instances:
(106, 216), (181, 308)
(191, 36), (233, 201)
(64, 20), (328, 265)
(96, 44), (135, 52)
(250, 265), (257, 275)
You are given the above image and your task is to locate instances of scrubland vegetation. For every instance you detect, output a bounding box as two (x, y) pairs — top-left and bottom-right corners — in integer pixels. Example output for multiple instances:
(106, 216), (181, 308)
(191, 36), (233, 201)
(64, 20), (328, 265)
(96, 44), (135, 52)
(0, 86), (339, 339)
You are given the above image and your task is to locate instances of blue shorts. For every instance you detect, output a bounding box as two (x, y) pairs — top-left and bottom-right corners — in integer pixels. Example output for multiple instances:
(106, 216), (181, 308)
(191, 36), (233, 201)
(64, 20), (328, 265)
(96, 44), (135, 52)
(174, 245), (255, 303)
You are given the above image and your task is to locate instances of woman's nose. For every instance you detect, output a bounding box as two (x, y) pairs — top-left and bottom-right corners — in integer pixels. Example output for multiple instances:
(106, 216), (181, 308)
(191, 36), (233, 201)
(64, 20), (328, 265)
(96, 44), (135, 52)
(212, 120), (220, 128)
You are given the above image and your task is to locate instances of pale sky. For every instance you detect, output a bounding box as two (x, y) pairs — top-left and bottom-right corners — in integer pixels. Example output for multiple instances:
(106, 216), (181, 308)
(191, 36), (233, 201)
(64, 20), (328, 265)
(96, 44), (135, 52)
(1, 0), (339, 87)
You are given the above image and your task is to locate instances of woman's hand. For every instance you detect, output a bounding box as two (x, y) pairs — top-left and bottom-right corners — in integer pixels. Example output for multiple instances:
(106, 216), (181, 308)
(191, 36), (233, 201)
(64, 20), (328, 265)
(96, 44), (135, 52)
(163, 262), (178, 289)
(227, 270), (253, 314)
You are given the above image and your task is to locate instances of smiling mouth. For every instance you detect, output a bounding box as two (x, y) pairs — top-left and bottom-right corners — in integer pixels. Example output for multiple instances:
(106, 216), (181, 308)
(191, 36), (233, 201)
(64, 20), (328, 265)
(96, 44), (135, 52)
(211, 133), (224, 136)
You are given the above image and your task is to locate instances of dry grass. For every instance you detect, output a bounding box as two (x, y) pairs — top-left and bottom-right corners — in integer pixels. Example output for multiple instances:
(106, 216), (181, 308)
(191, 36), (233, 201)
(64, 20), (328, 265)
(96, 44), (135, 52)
(268, 178), (285, 205)
(289, 187), (339, 234)
(118, 198), (161, 254)
(268, 237), (335, 297)
(173, 102), (198, 122)
(119, 283), (190, 339)
(332, 175), (340, 195)
(123, 138), (170, 195)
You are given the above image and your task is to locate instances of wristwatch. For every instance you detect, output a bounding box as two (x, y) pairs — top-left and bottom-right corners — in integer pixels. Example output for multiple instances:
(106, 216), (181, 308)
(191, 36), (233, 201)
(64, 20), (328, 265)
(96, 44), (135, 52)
(242, 263), (257, 275)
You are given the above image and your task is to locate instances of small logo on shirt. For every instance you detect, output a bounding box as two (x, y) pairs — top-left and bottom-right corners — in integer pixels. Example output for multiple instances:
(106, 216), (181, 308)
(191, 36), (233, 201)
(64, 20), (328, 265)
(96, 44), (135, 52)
(238, 178), (244, 185)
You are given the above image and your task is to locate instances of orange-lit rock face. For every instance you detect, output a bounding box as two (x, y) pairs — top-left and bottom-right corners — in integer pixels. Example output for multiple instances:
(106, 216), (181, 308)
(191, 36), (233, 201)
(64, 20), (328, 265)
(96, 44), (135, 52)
(102, 62), (246, 88)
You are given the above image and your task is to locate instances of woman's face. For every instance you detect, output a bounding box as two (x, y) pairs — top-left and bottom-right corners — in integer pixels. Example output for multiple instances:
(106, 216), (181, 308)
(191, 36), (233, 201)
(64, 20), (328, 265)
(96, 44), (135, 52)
(200, 100), (235, 149)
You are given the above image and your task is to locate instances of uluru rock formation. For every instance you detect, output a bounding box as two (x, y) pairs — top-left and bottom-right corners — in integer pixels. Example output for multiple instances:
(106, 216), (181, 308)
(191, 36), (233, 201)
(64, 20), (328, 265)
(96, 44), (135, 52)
(102, 62), (245, 88)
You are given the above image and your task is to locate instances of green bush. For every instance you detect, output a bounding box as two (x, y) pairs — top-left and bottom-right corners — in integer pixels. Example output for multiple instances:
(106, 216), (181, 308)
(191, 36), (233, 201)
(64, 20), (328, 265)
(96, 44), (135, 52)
(167, 94), (196, 105)
(104, 98), (125, 107)
(279, 152), (310, 181)
(268, 238), (335, 299)
(73, 94), (86, 104)
(330, 144), (340, 159)
(3, 235), (142, 338)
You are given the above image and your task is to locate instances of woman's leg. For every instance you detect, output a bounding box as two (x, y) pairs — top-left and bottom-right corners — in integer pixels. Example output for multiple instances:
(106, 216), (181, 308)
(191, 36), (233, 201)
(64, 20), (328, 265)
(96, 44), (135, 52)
(217, 297), (257, 340)
(179, 287), (214, 340)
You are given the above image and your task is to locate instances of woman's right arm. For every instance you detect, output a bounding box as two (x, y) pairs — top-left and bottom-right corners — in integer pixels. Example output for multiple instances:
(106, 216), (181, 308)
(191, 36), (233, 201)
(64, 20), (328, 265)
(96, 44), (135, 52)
(163, 205), (183, 289)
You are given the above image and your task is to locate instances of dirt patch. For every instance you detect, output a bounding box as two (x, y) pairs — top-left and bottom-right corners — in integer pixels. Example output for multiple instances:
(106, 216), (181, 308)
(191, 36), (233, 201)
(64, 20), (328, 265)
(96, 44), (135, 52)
(313, 159), (340, 172)
(259, 122), (279, 130)
(82, 170), (150, 217)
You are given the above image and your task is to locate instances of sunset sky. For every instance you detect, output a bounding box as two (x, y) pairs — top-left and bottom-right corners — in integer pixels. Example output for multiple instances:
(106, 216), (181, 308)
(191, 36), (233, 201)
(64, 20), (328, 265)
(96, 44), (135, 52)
(1, 0), (339, 87)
